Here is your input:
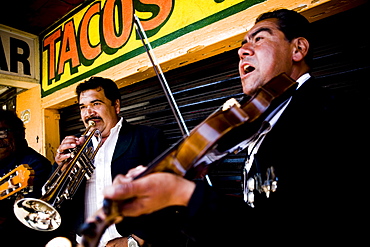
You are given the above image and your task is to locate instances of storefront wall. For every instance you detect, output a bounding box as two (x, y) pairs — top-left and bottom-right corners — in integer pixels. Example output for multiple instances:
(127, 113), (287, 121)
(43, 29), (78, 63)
(14, 0), (365, 163)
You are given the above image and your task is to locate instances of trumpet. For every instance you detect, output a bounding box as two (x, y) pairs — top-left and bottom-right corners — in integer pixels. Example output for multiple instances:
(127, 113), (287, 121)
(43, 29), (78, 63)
(13, 120), (103, 231)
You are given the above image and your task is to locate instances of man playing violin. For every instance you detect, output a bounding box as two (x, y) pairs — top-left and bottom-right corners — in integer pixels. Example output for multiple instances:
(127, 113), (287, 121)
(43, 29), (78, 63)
(86, 9), (365, 246)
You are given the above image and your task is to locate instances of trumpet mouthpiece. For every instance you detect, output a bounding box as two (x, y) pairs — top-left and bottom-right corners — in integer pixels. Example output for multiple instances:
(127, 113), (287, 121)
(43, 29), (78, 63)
(87, 120), (95, 127)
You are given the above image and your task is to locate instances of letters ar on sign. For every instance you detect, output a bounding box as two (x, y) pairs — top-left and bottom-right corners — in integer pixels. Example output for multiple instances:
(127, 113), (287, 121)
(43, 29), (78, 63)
(0, 25), (38, 79)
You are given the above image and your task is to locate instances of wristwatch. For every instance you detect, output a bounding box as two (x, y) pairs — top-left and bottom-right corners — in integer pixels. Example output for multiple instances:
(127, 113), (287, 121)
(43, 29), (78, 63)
(128, 235), (139, 247)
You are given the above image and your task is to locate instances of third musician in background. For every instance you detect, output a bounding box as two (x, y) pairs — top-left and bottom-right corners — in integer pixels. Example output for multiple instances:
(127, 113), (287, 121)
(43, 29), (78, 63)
(0, 109), (53, 247)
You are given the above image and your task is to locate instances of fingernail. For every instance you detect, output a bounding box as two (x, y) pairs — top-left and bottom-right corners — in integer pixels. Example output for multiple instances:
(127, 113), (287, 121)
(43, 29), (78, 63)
(104, 186), (115, 197)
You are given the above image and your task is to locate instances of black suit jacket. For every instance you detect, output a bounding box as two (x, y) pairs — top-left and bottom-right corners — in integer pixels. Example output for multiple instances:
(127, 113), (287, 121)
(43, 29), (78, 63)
(56, 120), (168, 242)
(143, 76), (366, 247)
(110, 120), (169, 176)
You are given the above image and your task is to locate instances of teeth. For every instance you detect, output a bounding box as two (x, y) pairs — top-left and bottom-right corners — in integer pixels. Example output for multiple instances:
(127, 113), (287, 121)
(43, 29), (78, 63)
(243, 64), (254, 73)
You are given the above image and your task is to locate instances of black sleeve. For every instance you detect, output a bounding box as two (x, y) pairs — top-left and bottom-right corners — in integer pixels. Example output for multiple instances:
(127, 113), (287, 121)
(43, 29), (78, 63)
(123, 179), (253, 247)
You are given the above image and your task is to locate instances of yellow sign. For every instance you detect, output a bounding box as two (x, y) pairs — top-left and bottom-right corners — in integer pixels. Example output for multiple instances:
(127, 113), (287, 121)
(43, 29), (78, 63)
(41, 0), (264, 97)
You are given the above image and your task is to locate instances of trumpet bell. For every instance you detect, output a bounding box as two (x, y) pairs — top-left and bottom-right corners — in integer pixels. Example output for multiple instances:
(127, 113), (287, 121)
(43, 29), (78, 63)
(13, 198), (61, 231)
(13, 120), (102, 232)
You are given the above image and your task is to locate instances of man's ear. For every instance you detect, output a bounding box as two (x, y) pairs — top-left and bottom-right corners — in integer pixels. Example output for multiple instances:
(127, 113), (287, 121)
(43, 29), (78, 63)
(114, 99), (120, 114)
(292, 37), (309, 62)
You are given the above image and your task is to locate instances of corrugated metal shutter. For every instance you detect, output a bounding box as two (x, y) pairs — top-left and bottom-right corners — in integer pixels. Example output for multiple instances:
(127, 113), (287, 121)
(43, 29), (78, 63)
(59, 4), (369, 196)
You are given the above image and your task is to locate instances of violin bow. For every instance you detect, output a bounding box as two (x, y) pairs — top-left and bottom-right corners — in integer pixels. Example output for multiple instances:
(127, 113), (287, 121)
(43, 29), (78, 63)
(133, 14), (189, 137)
(77, 15), (215, 247)
(133, 14), (212, 186)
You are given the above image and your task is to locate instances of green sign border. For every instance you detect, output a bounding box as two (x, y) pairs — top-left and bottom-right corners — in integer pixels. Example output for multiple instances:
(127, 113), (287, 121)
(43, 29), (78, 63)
(41, 0), (265, 97)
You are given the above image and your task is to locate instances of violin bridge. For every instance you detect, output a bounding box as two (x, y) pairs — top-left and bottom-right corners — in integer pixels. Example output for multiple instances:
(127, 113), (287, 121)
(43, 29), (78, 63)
(222, 98), (241, 111)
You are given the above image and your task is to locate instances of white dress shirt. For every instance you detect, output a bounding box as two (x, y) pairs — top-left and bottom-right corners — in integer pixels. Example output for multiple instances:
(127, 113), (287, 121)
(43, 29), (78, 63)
(77, 117), (123, 247)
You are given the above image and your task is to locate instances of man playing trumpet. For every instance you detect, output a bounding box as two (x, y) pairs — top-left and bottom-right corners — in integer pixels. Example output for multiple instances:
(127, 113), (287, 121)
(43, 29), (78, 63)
(53, 77), (168, 247)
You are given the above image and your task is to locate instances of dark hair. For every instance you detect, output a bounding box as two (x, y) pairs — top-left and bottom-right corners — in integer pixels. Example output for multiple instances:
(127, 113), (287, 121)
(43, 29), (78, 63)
(76, 77), (121, 106)
(256, 9), (313, 67)
(0, 109), (26, 145)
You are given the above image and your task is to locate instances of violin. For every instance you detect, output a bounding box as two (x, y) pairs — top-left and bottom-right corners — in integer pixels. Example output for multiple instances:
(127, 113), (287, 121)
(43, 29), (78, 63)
(78, 72), (297, 247)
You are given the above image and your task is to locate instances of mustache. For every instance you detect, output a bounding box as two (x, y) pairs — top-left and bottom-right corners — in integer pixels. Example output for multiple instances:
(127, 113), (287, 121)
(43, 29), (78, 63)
(85, 116), (102, 124)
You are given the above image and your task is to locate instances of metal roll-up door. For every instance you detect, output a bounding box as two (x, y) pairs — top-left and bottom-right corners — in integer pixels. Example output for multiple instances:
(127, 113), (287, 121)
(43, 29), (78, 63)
(117, 55), (245, 194)
(59, 3), (369, 196)
(59, 50), (245, 195)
